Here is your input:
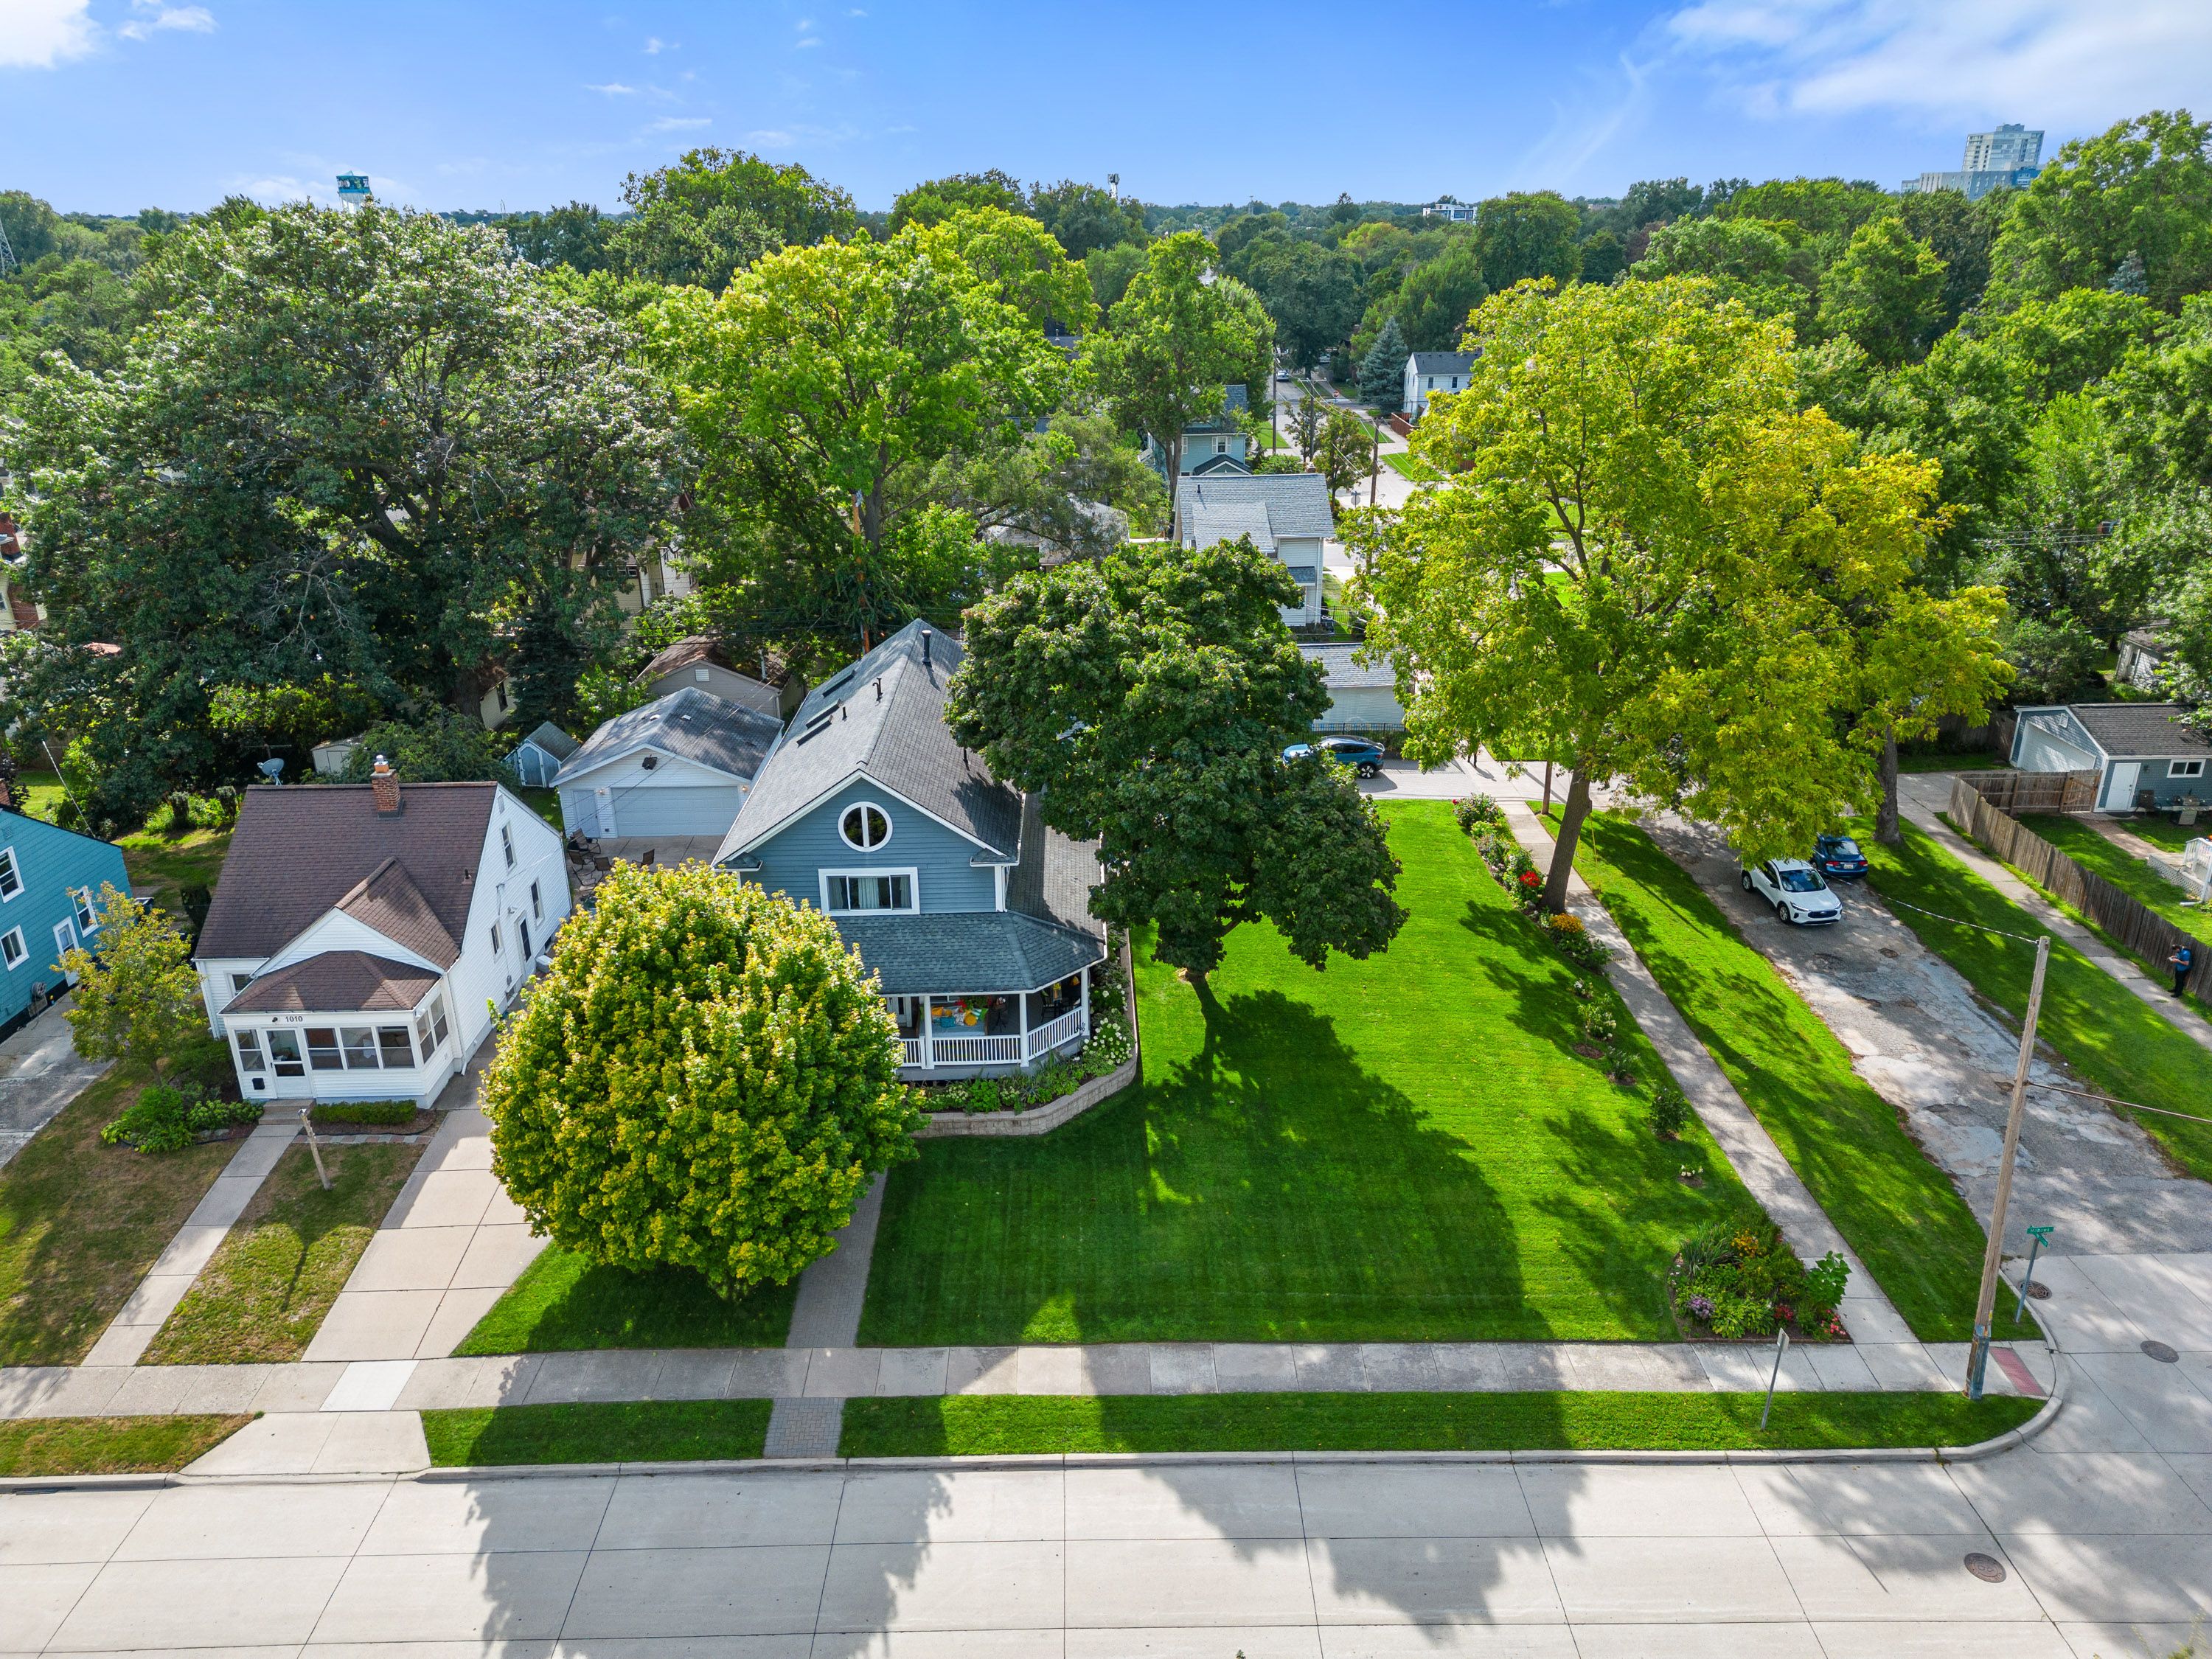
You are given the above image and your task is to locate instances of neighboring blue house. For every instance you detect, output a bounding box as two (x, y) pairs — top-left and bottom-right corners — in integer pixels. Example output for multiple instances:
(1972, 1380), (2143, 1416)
(0, 806), (131, 1038)
(714, 619), (1107, 1079)
(1142, 383), (1253, 478)
(2010, 702), (2212, 813)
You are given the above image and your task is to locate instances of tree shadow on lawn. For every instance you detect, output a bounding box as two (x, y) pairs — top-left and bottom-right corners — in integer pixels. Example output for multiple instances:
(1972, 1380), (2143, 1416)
(452, 1242), (798, 1354)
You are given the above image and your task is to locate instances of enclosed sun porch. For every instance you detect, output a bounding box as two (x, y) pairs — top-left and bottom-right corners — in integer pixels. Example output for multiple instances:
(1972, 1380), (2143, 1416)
(220, 950), (463, 1111)
(834, 913), (1107, 1079)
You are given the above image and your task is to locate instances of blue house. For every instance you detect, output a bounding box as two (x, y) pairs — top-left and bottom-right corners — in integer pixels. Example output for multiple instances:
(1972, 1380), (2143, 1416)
(714, 619), (1107, 1079)
(1142, 383), (1253, 478)
(0, 806), (131, 1038)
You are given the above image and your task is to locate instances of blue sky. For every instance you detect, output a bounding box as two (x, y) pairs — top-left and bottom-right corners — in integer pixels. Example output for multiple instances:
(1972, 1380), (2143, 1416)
(7, 0), (2212, 215)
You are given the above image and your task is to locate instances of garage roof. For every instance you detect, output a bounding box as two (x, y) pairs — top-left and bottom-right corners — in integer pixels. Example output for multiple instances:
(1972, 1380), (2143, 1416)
(554, 687), (783, 789)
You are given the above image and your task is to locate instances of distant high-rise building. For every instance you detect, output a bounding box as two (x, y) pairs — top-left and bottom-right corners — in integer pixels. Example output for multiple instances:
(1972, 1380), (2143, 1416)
(1902, 125), (2044, 201)
(1422, 195), (1475, 223)
(336, 173), (372, 209)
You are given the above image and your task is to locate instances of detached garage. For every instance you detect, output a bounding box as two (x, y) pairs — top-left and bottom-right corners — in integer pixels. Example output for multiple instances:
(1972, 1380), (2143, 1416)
(554, 688), (783, 841)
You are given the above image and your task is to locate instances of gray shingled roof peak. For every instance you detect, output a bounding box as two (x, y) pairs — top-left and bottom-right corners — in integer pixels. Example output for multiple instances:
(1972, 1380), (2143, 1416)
(554, 686), (782, 787)
(717, 619), (1023, 864)
(2065, 701), (2212, 757)
(1188, 501), (1276, 554)
(1175, 473), (1334, 541)
(1299, 641), (1397, 690)
(517, 720), (579, 760)
(1409, 351), (1477, 374)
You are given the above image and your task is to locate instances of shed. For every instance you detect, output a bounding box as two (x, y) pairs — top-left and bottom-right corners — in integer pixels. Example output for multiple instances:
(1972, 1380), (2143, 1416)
(2009, 702), (2212, 813)
(553, 687), (784, 839)
(509, 722), (579, 789)
(311, 735), (363, 778)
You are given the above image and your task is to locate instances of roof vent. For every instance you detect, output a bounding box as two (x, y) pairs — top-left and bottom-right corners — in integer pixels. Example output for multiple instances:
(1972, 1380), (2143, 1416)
(921, 627), (933, 667)
(371, 755), (401, 816)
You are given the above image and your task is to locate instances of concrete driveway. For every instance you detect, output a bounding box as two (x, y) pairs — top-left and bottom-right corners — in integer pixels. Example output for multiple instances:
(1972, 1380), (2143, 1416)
(0, 997), (104, 1171)
(3, 1251), (2206, 1653)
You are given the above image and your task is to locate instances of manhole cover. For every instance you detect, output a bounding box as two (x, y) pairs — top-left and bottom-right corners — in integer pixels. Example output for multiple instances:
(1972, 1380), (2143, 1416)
(2142, 1339), (2180, 1363)
(1963, 1552), (2006, 1584)
(1879, 947), (1900, 959)
(2026, 1281), (2051, 1301)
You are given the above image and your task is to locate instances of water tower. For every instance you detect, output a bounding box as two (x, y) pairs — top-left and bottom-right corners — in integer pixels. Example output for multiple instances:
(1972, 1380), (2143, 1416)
(336, 173), (372, 209)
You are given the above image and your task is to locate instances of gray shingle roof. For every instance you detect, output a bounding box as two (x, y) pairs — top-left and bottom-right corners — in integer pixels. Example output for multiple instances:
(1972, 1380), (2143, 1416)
(1183, 381), (1252, 434)
(1004, 794), (1106, 942)
(717, 619), (1023, 863)
(515, 721), (579, 761)
(198, 782), (495, 963)
(1187, 501), (1276, 554)
(226, 950), (441, 1015)
(1409, 351), (1476, 375)
(554, 687), (783, 788)
(2067, 702), (2212, 757)
(1299, 642), (1397, 690)
(833, 912), (1104, 995)
(1175, 473), (1334, 542)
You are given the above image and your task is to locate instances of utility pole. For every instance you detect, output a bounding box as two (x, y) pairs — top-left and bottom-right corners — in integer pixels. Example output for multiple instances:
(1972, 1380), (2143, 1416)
(1967, 933), (2049, 1399)
(1369, 417), (1380, 507)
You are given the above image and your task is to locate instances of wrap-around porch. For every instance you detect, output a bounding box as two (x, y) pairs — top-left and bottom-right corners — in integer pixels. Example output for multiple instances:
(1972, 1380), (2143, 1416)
(886, 970), (1090, 1073)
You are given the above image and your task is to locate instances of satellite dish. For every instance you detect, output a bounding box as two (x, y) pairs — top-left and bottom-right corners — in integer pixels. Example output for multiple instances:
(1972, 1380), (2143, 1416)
(257, 758), (285, 782)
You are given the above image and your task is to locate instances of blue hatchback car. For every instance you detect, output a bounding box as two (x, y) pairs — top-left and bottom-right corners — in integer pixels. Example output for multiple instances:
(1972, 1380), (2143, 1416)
(1812, 832), (1870, 881)
(1282, 736), (1386, 778)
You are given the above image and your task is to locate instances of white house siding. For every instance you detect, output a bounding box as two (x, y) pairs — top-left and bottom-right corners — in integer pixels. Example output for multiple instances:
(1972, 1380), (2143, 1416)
(1318, 686), (1406, 731)
(645, 662), (782, 717)
(557, 752), (751, 839)
(2011, 709), (2103, 773)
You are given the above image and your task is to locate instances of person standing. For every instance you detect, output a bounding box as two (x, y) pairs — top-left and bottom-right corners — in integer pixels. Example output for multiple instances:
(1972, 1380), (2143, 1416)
(2170, 942), (2195, 996)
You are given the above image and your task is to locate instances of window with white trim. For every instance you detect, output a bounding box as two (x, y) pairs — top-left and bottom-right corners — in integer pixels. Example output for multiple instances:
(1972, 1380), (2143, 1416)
(838, 802), (892, 850)
(415, 995), (451, 1057)
(267, 1029), (305, 1077)
(0, 849), (19, 901)
(501, 823), (515, 869)
(73, 888), (100, 932)
(489, 922), (503, 956)
(531, 879), (543, 922)
(821, 869), (917, 914)
(234, 1029), (266, 1076)
(2173, 759), (2205, 778)
(0, 928), (22, 969)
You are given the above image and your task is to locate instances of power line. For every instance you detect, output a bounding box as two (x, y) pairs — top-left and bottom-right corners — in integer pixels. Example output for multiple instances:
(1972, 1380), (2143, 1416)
(2020, 1078), (2212, 1129)
(1874, 891), (2045, 943)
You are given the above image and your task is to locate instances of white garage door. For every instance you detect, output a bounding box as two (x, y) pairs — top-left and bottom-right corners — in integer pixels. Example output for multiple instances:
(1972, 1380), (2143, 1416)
(593, 784), (746, 838)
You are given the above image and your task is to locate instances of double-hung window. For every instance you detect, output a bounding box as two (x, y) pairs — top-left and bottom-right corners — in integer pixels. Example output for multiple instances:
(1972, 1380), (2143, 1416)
(501, 823), (515, 869)
(821, 870), (917, 914)
(415, 995), (451, 1058)
(2174, 759), (2205, 779)
(305, 1028), (344, 1071)
(73, 888), (100, 932)
(0, 849), (20, 902)
(0, 928), (24, 970)
(531, 880), (543, 922)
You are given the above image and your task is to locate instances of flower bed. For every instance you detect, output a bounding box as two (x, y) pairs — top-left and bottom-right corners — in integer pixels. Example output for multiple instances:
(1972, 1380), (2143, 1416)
(1669, 1214), (1848, 1342)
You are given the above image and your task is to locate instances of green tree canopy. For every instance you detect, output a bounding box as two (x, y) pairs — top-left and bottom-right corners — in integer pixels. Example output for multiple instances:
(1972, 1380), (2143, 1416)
(889, 170), (1030, 232)
(60, 885), (208, 1077)
(946, 538), (1405, 979)
(1029, 180), (1147, 259)
(1388, 242), (1489, 350)
(1990, 110), (2212, 313)
(483, 862), (918, 1298)
(1230, 233), (1365, 367)
(1714, 178), (1891, 240)
(1633, 216), (1815, 332)
(1473, 192), (1583, 291)
(621, 147), (856, 250)
(1818, 217), (1947, 365)
(1358, 316), (1408, 411)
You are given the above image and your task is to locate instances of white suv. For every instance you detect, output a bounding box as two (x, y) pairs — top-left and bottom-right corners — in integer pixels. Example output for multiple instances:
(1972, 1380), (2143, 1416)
(1742, 858), (1843, 925)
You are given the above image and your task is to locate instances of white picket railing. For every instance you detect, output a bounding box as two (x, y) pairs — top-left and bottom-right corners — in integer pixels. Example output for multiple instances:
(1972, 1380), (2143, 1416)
(1025, 1007), (1086, 1058)
(898, 1037), (925, 1068)
(928, 1032), (1024, 1066)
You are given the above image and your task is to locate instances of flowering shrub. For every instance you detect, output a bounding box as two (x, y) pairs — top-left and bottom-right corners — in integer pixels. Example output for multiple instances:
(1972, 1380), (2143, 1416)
(1577, 1002), (1619, 1048)
(1669, 1214), (1848, 1341)
(1649, 1079), (1691, 1138)
(1454, 794), (1506, 833)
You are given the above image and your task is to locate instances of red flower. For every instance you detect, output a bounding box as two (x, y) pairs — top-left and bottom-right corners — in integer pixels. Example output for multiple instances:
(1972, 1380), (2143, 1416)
(1517, 870), (1540, 887)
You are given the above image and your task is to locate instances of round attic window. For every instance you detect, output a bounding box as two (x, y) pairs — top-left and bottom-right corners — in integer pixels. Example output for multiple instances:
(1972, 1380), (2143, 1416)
(840, 803), (891, 850)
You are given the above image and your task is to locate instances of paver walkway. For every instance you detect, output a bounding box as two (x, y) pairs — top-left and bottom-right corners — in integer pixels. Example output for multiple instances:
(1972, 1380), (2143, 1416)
(0, 996), (104, 1170)
(1503, 804), (1919, 1354)
(80, 1122), (298, 1368)
(1899, 772), (2212, 1057)
(0, 1253), (2201, 1655)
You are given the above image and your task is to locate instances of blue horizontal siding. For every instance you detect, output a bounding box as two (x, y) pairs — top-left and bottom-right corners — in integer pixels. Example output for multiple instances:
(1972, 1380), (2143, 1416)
(0, 813), (131, 1026)
(749, 778), (996, 914)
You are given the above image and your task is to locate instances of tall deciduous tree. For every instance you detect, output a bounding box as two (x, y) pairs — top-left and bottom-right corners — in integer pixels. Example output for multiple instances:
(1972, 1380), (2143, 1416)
(1088, 233), (1274, 519)
(1819, 217), (1947, 366)
(1228, 234), (1365, 369)
(947, 538), (1405, 981)
(1386, 242), (1489, 350)
(1472, 192), (1583, 292)
(1349, 276), (1964, 909)
(622, 147), (856, 253)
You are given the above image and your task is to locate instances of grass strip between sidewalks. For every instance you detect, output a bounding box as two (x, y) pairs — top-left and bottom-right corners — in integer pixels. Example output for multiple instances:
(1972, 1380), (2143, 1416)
(0, 1414), (252, 1477)
(0, 1071), (237, 1366)
(1867, 821), (2212, 1181)
(143, 1141), (425, 1365)
(1551, 810), (2033, 1343)
(838, 1391), (2040, 1458)
(1381, 451), (1441, 482)
(422, 1399), (773, 1467)
(454, 1243), (797, 1354)
(2017, 813), (2203, 933)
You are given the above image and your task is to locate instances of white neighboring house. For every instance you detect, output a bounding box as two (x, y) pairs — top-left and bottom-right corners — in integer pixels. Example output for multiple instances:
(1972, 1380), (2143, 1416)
(1298, 642), (1405, 732)
(1175, 473), (1334, 629)
(1404, 351), (1476, 421)
(193, 762), (571, 1110)
(553, 686), (783, 839)
(633, 636), (798, 718)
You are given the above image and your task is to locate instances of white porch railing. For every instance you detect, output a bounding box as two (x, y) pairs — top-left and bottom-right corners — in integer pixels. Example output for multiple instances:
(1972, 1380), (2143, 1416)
(1025, 1006), (1086, 1058)
(929, 1033), (1024, 1066)
(898, 1037), (925, 1067)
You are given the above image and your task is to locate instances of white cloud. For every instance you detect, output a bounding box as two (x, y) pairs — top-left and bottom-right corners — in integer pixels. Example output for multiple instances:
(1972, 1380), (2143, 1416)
(1664, 0), (2212, 125)
(587, 80), (636, 94)
(642, 34), (667, 53)
(648, 115), (711, 131)
(0, 0), (94, 67)
(795, 35), (819, 47)
(119, 1), (215, 40)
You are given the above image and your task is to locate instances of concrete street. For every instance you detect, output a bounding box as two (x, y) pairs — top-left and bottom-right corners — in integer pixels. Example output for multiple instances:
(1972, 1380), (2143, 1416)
(1, 1251), (2206, 1653)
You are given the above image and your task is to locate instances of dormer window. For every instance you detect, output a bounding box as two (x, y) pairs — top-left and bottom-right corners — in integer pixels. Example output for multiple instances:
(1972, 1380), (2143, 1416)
(840, 802), (891, 850)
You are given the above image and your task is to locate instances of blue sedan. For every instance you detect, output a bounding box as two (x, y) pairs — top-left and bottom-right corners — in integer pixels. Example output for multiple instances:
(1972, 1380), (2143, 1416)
(1812, 832), (1870, 880)
(1283, 737), (1386, 778)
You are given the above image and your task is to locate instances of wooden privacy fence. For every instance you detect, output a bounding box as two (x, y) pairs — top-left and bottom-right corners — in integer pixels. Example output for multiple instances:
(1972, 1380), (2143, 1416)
(1958, 768), (2104, 815)
(1948, 776), (2210, 990)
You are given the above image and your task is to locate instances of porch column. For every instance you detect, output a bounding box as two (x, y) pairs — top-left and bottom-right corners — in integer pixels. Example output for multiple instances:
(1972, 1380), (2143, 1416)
(1018, 990), (1030, 1060)
(1080, 969), (1091, 1040)
(920, 995), (933, 1068)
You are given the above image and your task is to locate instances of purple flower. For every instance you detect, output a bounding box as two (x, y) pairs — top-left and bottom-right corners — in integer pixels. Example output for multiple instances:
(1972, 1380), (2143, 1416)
(1687, 1294), (1714, 1321)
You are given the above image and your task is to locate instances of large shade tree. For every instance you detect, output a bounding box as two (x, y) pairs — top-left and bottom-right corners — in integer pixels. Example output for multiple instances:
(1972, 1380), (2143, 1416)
(13, 203), (681, 827)
(1349, 275), (1989, 908)
(946, 537), (1405, 981)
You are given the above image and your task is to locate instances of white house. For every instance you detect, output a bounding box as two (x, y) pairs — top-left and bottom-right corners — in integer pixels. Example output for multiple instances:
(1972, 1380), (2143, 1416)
(1404, 351), (1476, 421)
(1298, 643), (1405, 731)
(633, 636), (797, 718)
(1175, 472), (1335, 628)
(193, 763), (571, 1110)
(553, 686), (782, 839)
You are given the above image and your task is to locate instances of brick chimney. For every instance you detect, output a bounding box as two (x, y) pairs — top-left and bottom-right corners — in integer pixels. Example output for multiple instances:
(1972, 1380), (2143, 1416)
(370, 755), (401, 815)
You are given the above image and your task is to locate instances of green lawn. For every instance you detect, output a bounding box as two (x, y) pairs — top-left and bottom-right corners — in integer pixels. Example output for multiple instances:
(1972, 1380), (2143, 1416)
(423, 1399), (773, 1467)
(840, 1391), (2039, 1458)
(1866, 821), (2212, 1181)
(518, 787), (563, 830)
(0, 1414), (252, 1476)
(0, 1071), (237, 1365)
(1556, 811), (2034, 1343)
(2017, 813), (2204, 934)
(11, 770), (71, 822)
(2117, 815), (2199, 856)
(116, 824), (232, 922)
(1381, 451), (1441, 482)
(860, 801), (1756, 1347)
(142, 1141), (423, 1364)
(453, 1243), (797, 1354)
